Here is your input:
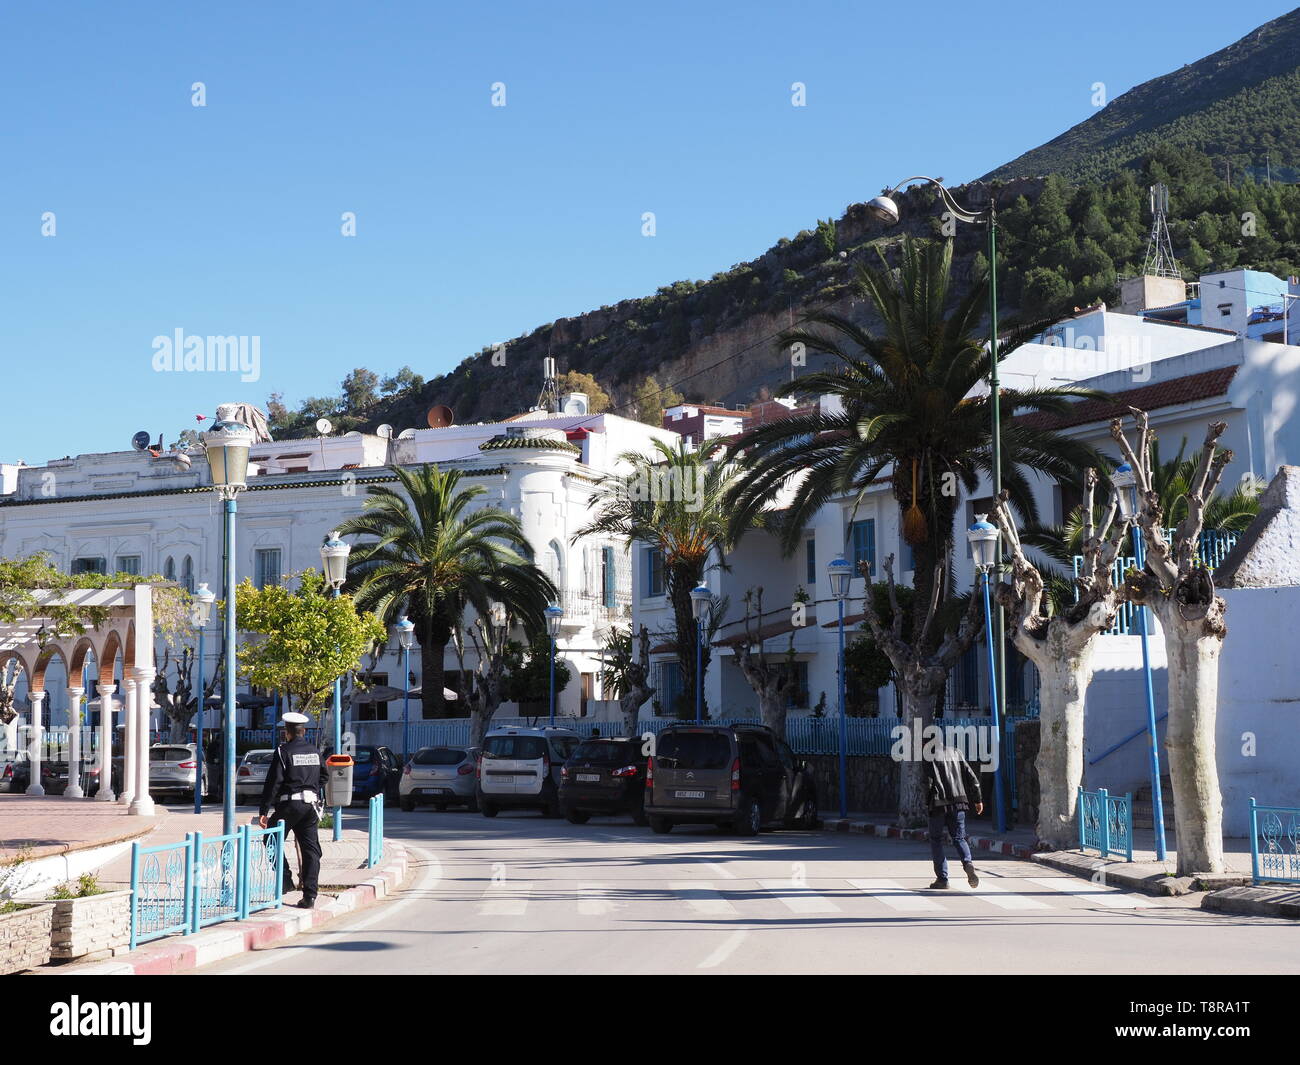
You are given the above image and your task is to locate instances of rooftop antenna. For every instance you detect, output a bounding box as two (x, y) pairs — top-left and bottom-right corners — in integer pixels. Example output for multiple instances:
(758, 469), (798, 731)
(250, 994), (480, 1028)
(533, 356), (560, 414)
(1141, 183), (1182, 279)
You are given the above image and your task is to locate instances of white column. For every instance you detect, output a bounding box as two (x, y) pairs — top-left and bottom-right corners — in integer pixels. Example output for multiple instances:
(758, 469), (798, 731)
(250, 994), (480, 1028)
(117, 678), (136, 806)
(64, 687), (85, 798)
(95, 691), (117, 802)
(129, 669), (155, 816)
(2, 711), (16, 758)
(25, 691), (46, 796)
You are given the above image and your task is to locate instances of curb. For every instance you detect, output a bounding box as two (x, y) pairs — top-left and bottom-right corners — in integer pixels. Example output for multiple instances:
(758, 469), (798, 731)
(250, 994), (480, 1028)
(1200, 884), (1300, 920)
(820, 818), (1039, 859)
(42, 842), (410, 975)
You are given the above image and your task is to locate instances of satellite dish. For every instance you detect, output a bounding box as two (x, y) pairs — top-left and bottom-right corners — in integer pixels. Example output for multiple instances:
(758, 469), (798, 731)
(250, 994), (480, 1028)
(131, 431), (151, 451)
(426, 404), (454, 429)
(397, 429), (417, 440)
(376, 424), (394, 439)
(315, 418), (333, 435)
(344, 430), (362, 438)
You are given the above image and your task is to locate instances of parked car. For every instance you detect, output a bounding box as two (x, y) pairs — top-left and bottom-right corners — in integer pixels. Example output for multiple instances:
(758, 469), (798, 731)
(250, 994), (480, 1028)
(5, 758), (79, 795)
(559, 736), (649, 825)
(235, 749), (276, 804)
(147, 743), (209, 803)
(477, 727), (582, 818)
(643, 723), (820, 835)
(399, 746), (480, 811)
(322, 745), (401, 806)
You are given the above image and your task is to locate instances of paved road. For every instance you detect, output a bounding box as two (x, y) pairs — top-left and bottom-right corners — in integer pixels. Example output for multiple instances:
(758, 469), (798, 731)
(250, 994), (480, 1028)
(194, 809), (1298, 975)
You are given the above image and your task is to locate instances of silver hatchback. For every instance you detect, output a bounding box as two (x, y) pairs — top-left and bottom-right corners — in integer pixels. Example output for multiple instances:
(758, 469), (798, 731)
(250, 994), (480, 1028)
(147, 743), (209, 802)
(399, 746), (480, 811)
(235, 749), (276, 804)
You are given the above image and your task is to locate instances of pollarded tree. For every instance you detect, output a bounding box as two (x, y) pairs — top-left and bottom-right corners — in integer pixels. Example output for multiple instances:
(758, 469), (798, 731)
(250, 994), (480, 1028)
(598, 626), (655, 737)
(731, 588), (797, 739)
(990, 469), (1128, 848)
(1111, 412), (1231, 875)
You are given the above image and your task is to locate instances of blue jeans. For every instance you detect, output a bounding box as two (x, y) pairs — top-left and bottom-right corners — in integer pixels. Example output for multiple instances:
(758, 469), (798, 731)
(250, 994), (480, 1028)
(928, 807), (972, 879)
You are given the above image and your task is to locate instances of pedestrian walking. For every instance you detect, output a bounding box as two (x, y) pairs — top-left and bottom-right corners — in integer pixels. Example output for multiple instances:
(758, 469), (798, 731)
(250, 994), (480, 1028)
(259, 711), (325, 909)
(924, 742), (983, 889)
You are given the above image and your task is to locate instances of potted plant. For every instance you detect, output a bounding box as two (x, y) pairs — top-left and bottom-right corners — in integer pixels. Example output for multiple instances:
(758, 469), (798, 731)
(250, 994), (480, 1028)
(48, 873), (133, 961)
(0, 846), (55, 974)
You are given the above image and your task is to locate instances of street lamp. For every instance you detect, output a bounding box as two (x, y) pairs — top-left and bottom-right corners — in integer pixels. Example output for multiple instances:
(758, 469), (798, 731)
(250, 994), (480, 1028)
(191, 582), (216, 815)
(1112, 462), (1167, 861)
(872, 174), (1008, 747)
(828, 554), (853, 820)
(203, 417), (254, 836)
(321, 530), (351, 843)
(395, 616), (415, 770)
(545, 604), (564, 726)
(690, 584), (712, 723)
(967, 516), (1006, 833)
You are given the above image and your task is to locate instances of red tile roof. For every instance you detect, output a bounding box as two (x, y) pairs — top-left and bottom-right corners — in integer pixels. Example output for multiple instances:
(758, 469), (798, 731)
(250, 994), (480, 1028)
(1016, 366), (1238, 431)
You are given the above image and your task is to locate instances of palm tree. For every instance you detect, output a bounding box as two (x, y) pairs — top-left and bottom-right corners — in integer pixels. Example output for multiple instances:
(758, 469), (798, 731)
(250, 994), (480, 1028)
(337, 465), (555, 718)
(574, 438), (752, 718)
(724, 237), (1103, 822)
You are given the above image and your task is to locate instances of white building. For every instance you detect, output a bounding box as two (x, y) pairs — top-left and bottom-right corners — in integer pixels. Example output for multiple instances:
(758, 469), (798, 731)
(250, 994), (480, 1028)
(0, 397), (678, 734)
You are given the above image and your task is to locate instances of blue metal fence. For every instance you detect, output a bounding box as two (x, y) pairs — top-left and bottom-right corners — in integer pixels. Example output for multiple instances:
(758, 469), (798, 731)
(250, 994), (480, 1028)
(1077, 786), (1133, 861)
(367, 793), (384, 868)
(130, 823), (285, 948)
(1249, 797), (1300, 885)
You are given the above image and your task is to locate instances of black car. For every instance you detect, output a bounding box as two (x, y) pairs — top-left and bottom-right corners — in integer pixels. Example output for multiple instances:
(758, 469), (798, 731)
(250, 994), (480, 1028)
(644, 723), (820, 835)
(5, 758), (105, 796)
(559, 736), (649, 825)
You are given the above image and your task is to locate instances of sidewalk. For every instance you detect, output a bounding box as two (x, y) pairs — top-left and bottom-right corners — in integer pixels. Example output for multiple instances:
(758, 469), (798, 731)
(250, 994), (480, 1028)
(0, 794), (162, 861)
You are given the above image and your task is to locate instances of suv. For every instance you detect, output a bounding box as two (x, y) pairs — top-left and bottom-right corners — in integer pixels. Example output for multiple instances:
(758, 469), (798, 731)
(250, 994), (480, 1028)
(147, 743), (209, 803)
(644, 723), (819, 836)
(559, 736), (649, 825)
(478, 727), (582, 818)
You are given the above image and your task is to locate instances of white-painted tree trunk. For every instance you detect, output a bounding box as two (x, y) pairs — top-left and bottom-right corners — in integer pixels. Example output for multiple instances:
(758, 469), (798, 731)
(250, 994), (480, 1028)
(1030, 641), (1094, 849)
(896, 687), (938, 826)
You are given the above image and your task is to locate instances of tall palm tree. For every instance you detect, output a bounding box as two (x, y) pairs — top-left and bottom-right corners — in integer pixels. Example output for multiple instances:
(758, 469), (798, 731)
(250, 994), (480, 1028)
(724, 237), (1104, 822)
(337, 465), (555, 718)
(574, 438), (752, 718)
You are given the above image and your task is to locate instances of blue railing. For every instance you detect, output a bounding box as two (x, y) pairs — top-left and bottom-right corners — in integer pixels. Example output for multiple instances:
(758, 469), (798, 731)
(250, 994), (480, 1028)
(130, 823), (285, 949)
(1078, 787), (1133, 861)
(1249, 797), (1300, 885)
(1071, 530), (1238, 636)
(367, 793), (384, 868)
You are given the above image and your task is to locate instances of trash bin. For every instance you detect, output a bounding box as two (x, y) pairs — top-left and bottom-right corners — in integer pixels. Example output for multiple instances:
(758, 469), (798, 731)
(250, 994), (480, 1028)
(325, 754), (354, 808)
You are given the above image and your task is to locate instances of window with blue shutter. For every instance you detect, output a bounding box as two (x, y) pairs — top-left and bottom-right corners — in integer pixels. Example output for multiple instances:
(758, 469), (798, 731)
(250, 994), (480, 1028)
(602, 546), (616, 609)
(850, 519), (876, 575)
(255, 548), (282, 589)
(805, 538), (816, 585)
(643, 547), (665, 597)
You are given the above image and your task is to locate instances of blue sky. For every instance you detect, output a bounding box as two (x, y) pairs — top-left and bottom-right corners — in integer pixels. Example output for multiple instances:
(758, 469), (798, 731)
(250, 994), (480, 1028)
(0, 0), (1291, 464)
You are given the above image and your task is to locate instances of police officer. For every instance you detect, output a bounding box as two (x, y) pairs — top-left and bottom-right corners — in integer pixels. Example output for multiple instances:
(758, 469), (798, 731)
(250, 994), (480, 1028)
(259, 711), (324, 909)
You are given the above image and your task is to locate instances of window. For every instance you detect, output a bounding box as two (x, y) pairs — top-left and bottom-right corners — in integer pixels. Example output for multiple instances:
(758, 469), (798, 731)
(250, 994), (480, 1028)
(657, 661), (683, 711)
(164, 557), (176, 581)
(482, 736), (547, 760)
(71, 557), (107, 575)
(115, 555), (141, 576)
(643, 547), (665, 597)
(656, 731), (730, 770)
(413, 748), (468, 766)
(805, 538), (816, 584)
(849, 519), (875, 576)
(774, 661), (809, 709)
(602, 546), (617, 609)
(254, 549), (282, 589)
(182, 555), (195, 593)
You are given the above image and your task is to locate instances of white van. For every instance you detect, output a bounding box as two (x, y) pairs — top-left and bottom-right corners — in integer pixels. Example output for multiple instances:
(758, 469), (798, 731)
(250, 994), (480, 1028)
(478, 727), (582, 817)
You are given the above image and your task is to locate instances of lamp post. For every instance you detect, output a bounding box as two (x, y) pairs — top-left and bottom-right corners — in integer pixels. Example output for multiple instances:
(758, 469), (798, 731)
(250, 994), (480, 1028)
(395, 616), (415, 768)
(828, 554), (853, 820)
(1113, 462), (1167, 861)
(545, 604), (564, 725)
(967, 516), (1006, 833)
(191, 583), (216, 814)
(203, 417), (253, 837)
(321, 530), (351, 843)
(869, 176), (1008, 734)
(690, 584), (712, 723)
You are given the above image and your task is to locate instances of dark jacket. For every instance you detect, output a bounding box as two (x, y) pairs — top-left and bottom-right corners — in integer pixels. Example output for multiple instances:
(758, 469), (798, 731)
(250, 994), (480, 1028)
(259, 735), (326, 817)
(925, 747), (983, 813)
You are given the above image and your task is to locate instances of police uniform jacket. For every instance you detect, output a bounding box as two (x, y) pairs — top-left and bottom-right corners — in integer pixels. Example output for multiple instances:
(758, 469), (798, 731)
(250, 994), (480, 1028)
(259, 735), (326, 817)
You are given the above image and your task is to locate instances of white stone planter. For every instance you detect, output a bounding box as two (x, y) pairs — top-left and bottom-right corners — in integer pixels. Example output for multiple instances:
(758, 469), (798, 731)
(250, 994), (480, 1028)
(49, 889), (133, 961)
(0, 902), (54, 974)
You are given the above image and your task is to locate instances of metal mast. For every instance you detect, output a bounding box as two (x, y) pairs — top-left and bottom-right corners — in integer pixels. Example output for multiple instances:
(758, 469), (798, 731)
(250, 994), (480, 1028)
(1141, 183), (1182, 279)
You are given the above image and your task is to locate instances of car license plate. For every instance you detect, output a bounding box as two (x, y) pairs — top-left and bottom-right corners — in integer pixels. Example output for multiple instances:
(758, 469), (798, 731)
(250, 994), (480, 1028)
(577, 774), (600, 782)
(674, 790), (705, 799)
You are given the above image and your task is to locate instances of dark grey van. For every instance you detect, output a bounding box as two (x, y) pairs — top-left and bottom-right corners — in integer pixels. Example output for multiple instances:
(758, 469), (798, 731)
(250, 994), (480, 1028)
(643, 723), (819, 836)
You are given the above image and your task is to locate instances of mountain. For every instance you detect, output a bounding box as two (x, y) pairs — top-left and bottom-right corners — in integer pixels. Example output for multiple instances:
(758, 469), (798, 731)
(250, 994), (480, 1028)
(984, 8), (1300, 184)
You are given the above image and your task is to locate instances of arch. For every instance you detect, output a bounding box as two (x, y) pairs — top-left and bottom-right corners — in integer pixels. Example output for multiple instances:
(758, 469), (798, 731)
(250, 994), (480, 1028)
(31, 644), (70, 694)
(182, 555), (195, 593)
(0, 649), (33, 689)
(99, 630), (125, 688)
(163, 557), (176, 582)
(66, 635), (99, 683)
(124, 622), (137, 672)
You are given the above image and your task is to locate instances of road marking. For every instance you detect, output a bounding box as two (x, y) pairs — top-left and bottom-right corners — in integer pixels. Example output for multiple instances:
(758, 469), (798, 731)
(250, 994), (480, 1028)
(847, 878), (945, 911)
(670, 881), (738, 915)
(479, 882), (533, 916)
(576, 882), (614, 916)
(698, 930), (748, 969)
(704, 862), (736, 880)
(952, 877), (1050, 910)
(1025, 876), (1151, 908)
(759, 880), (840, 913)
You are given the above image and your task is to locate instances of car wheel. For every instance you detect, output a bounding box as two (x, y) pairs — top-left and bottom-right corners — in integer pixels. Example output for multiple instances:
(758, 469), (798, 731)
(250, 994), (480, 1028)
(480, 801), (499, 818)
(649, 815), (672, 834)
(465, 795), (479, 813)
(734, 796), (762, 837)
(632, 803), (649, 827)
(565, 808), (591, 825)
(799, 797), (820, 829)
(400, 795), (415, 812)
